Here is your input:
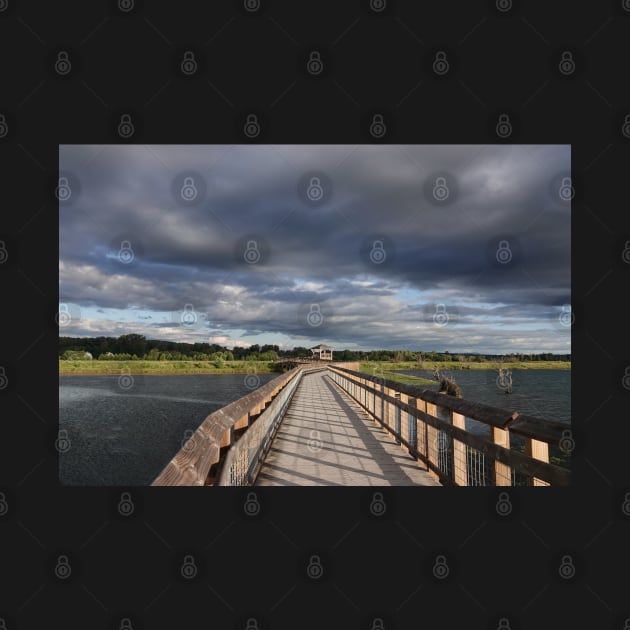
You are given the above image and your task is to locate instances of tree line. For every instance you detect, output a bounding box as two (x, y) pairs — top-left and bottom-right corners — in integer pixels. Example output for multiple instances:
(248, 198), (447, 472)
(59, 335), (570, 363)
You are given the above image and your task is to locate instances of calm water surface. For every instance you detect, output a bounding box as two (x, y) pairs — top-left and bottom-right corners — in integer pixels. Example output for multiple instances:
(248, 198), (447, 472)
(399, 369), (570, 423)
(60, 369), (570, 485)
(59, 373), (277, 486)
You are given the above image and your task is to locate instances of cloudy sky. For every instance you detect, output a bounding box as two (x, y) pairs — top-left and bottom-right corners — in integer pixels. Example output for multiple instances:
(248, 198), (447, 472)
(59, 144), (571, 354)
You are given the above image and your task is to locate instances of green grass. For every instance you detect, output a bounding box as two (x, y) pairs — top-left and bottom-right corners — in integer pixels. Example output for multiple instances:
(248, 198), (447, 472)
(59, 360), (277, 375)
(60, 358), (571, 376)
(359, 360), (570, 372)
(360, 367), (435, 386)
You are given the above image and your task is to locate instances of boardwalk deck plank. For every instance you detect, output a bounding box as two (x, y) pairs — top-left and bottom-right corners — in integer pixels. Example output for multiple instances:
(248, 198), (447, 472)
(255, 371), (440, 486)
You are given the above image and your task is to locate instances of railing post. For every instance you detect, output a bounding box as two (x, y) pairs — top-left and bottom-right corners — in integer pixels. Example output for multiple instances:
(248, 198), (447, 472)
(424, 400), (441, 482)
(451, 412), (468, 486)
(394, 391), (401, 444)
(491, 426), (511, 486)
(407, 396), (418, 456)
(399, 392), (409, 450)
(383, 386), (391, 429)
(416, 398), (427, 462)
(525, 438), (550, 486)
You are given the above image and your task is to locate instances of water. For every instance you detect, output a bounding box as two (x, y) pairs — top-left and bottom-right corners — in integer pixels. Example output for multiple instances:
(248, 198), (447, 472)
(398, 369), (570, 424)
(59, 373), (278, 486)
(399, 369), (571, 478)
(59, 369), (570, 485)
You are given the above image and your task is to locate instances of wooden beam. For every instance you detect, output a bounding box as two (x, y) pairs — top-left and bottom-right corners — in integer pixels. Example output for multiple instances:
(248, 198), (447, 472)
(452, 412), (468, 486)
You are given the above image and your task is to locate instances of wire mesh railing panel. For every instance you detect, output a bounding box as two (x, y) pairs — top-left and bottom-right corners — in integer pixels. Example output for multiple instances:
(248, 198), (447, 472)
(466, 446), (491, 486)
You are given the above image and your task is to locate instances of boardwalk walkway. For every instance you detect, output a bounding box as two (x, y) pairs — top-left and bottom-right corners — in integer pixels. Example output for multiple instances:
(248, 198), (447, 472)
(255, 371), (440, 486)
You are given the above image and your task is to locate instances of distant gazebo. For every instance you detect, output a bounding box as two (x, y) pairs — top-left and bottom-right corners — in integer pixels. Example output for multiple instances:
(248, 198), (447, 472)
(310, 344), (333, 361)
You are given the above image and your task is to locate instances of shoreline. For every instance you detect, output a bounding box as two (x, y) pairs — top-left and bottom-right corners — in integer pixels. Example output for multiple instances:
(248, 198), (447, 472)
(59, 361), (571, 376)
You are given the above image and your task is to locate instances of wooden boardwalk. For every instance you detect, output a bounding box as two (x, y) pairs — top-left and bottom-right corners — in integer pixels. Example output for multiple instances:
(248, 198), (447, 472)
(255, 371), (440, 486)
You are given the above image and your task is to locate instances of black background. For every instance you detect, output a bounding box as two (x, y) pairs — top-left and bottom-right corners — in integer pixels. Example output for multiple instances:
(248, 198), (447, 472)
(1, 0), (629, 628)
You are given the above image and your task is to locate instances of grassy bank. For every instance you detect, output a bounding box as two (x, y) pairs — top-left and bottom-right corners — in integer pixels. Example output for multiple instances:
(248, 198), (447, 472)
(59, 360), (277, 375)
(59, 358), (571, 376)
(359, 360), (570, 372)
(359, 367), (435, 386)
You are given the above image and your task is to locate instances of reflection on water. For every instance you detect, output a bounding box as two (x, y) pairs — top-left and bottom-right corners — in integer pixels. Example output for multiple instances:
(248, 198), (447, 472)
(59, 373), (277, 486)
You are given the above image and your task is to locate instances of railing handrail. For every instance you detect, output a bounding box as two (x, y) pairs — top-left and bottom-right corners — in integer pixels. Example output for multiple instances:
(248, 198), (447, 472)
(326, 365), (570, 486)
(217, 366), (328, 485)
(151, 365), (315, 486)
(329, 365), (568, 446)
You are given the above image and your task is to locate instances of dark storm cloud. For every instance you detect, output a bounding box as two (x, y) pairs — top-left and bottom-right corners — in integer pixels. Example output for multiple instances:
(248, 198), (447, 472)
(59, 144), (570, 351)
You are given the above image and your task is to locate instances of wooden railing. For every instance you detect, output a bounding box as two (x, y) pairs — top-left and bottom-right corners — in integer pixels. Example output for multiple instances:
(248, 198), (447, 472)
(151, 364), (323, 486)
(327, 366), (570, 486)
(217, 365), (326, 485)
